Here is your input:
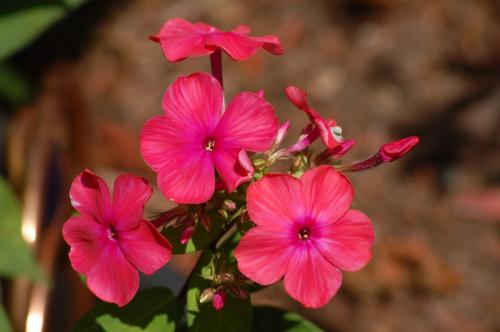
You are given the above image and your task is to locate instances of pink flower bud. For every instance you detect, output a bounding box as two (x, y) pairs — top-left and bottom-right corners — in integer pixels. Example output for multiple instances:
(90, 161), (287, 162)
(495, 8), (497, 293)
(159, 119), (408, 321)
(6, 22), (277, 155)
(285, 86), (310, 111)
(273, 121), (290, 148)
(379, 136), (420, 162)
(180, 224), (195, 244)
(315, 139), (355, 164)
(212, 290), (226, 311)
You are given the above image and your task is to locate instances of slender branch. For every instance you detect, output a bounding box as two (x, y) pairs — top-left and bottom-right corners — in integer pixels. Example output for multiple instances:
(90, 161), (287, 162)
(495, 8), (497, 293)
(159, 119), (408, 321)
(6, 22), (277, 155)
(210, 49), (223, 87)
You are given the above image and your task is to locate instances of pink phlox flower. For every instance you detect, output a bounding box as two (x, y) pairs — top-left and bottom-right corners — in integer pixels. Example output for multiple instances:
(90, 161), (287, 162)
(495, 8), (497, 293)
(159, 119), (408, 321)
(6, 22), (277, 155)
(150, 18), (284, 62)
(63, 170), (172, 307)
(140, 72), (279, 204)
(235, 166), (375, 308)
(285, 86), (342, 149)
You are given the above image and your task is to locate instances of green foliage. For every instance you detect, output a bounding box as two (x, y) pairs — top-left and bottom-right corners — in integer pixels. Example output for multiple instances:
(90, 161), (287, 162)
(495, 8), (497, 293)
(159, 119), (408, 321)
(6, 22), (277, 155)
(186, 250), (252, 332)
(73, 287), (183, 332)
(0, 0), (89, 62)
(251, 307), (323, 332)
(0, 177), (44, 281)
(0, 305), (13, 332)
(162, 210), (223, 254)
(0, 64), (32, 106)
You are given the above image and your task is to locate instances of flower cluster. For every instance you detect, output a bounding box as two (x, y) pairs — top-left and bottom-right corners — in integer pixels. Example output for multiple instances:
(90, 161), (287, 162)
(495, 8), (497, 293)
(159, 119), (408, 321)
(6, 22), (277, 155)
(63, 18), (418, 310)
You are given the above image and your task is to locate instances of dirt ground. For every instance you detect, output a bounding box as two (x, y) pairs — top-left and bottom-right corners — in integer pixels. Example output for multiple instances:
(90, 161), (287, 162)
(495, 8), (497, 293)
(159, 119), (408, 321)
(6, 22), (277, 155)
(24, 0), (500, 331)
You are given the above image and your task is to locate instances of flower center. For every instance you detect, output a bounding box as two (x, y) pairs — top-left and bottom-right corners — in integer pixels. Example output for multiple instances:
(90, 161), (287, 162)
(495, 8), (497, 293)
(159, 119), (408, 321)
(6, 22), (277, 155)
(204, 137), (216, 151)
(298, 228), (310, 240)
(107, 226), (118, 240)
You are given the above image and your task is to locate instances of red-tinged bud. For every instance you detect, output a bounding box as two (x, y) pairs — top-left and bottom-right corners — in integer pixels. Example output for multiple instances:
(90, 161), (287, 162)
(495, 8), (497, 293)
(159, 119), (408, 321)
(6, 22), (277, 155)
(337, 136), (419, 172)
(212, 290), (226, 311)
(200, 288), (216, 303)
(315, 139), (355, 164)
(273, 121), (290, 149)
(379, 136), (419, 162)
(285, 86), (310, 111)
(285, 123), (319, 154)
(151, 205), (188, 227)
(223, 200), (237, 211)
(228, 285), (248, 299)
(214, 273), (235, 284)
(256, 89), (265, 98)
(180, 225), (195, 244)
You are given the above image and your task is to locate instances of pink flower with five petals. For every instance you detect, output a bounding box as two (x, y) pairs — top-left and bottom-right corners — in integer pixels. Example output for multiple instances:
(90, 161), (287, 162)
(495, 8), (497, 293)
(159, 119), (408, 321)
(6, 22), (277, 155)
(235, 166), (374, 308)
(150, 18), (284, 62)
(63, 170), (172, 307)
(140, 73), (279, 204)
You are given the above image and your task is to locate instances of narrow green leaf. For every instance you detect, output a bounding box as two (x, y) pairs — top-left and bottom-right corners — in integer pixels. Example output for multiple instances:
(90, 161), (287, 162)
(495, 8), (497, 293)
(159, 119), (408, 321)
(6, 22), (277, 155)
(73, 287), (183, 332)
(0, 0), (90, 62)
(0, 177), (44, 281)
(251, 306), (323, 332)
(0, 304), (13, 332)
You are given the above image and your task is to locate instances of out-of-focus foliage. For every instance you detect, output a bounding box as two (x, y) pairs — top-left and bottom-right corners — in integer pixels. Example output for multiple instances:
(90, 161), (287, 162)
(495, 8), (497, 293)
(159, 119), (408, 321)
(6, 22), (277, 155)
(0, 0), (89, 62)
(0, 305), (12, 332)
(0, 177), (44, 281)
(0, 64), (31, 106)
(251, 307), (322, 332)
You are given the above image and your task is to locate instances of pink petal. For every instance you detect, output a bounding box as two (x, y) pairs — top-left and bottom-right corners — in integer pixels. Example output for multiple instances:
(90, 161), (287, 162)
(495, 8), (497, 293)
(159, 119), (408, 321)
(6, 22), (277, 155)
(69, 170), (111, 224)
(246, 174), (304, 231)
(85, 241), (139, 307)
(112, 174), (152, 231)
(314, 117), (339, 149)
(150, 18), (215, 61)
(284, 243), (342, 308)
(62, 215), (107, 274)
(212, 148), (254, 192)
(118, 221), (172, 275)
(207, 32), (283, 61)
(314, 210), (375, 272)
(157, 148), (215, 204)
(162, 73), (223, 136)
(215, 92), (278, 152)
(63, 215), (138, 307)
(140, 115), (199, 172)
(300, 166), (353, 225)
(235, 227), (293, 285)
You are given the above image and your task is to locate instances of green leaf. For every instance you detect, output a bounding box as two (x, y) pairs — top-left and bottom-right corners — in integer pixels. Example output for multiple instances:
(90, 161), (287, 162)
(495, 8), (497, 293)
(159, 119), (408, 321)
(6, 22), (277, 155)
(186, 251), (252, 332)
(0, 177), (44, 281)
(0, 0), (89, 62)
(162, 210), (223, 254)
(0, 304), (13, 332)
(73, 287), (183, 332)
(251, 307), (322, 332)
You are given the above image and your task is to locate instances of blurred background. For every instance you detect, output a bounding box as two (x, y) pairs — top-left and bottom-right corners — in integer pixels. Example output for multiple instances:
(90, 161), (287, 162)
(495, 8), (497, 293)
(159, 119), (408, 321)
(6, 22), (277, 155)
(0, 0), (499, 331)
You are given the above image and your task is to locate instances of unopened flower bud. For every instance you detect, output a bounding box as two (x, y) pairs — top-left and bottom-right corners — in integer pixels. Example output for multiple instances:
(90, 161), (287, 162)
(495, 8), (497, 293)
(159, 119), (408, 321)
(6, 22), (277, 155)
(285, 86), (310, 111)
(180, 225), (195, 244)
(273, 121), (290, 149)
(212, 289), (226, 311)
(200, 288), (216, 303)
(228, 285), (248, 299)
(315, 139), (355, 164)
(223, 200), (236, 211)
(252, 159), (266, 168)
(379, 136), (419, 162)
(214, 272), (234, 284)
